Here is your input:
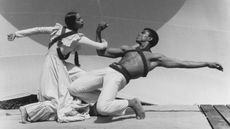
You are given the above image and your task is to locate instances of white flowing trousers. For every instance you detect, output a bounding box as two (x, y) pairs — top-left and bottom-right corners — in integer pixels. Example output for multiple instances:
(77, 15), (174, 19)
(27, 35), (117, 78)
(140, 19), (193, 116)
(69, 67), (129, 116)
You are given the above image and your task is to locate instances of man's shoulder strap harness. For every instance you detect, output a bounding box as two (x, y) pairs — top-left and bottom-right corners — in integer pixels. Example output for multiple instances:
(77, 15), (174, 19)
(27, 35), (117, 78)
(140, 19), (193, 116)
(136, 47), (149, 77)
(122, 47), (149, 77)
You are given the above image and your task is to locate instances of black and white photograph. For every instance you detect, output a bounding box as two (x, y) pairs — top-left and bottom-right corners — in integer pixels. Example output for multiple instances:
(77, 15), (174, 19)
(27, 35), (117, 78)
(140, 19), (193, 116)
(0, 0), (229, 129)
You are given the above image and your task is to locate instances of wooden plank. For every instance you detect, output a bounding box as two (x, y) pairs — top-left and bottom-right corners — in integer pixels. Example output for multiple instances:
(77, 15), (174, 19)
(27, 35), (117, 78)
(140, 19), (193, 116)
(214, 105), (230, 125)
(227, 105), (230, 109)
(200, 105), (230, 129)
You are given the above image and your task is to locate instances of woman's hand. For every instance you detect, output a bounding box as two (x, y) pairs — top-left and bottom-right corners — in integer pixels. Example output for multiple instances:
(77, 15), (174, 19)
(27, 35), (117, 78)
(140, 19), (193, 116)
(7, 33), (16, 41)
(101, 38), (108, 49)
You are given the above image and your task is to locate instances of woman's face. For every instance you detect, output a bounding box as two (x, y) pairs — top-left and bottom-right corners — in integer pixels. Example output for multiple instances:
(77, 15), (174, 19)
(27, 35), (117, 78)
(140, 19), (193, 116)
(75, 13), (84, 29)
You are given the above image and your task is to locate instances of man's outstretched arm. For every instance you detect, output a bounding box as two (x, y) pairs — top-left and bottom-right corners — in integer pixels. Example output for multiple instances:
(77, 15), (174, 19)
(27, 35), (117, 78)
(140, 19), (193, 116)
(155, 53), (223, 71)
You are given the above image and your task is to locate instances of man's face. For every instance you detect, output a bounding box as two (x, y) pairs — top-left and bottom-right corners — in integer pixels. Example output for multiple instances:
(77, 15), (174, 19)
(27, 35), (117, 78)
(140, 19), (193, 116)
(75, 13), (84, 28)
(136, 30), (151, 43)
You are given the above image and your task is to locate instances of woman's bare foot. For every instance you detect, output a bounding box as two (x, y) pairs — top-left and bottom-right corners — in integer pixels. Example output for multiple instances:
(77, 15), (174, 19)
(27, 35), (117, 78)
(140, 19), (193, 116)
(128, 98), (145, 119)
(19, 106), (30, 124)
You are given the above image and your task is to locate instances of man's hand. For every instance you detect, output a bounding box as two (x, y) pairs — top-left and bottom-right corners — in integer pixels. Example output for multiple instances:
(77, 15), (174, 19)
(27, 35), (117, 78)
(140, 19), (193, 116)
(7, 33), (16, 41)
(96, 22), (109, 43)
(97, 21), (109, 32)
(208, 62), (223, 71)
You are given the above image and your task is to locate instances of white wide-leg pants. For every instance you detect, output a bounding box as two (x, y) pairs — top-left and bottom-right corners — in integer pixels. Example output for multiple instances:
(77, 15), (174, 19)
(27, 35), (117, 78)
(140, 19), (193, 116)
(69, 67), (129, 116)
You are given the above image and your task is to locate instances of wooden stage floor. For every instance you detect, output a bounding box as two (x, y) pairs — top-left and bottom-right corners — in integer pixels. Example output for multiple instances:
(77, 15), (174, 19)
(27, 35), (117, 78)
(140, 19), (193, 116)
(1, 105), (230, 129)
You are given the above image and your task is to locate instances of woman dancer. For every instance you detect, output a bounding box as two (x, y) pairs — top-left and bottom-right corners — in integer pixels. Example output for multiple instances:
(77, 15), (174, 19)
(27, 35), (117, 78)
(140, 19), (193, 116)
(7, 11), (108, 123)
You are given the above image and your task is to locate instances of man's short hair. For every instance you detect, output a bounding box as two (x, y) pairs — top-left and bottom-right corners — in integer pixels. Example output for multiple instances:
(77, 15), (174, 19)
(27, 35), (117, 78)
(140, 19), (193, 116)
(144, 28), (159, 48)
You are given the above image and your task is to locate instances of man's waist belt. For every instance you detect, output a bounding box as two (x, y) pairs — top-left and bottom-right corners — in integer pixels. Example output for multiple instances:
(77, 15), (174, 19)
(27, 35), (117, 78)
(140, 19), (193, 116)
(109, 62), (131, 84)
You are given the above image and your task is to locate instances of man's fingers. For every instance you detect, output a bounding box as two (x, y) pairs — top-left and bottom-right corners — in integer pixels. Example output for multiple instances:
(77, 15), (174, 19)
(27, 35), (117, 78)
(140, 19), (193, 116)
(98, 22), (109, 30)
(218, 66), (223, 71)
(103, 23), (109, 28)
(216, 64), (223, 71)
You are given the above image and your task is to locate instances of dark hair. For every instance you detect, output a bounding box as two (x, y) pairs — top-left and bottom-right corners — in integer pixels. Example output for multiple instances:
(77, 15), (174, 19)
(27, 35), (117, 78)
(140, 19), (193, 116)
(144, 28), (159, 48)
(65, 12), (80, 66)
(65, 12), (78, 31)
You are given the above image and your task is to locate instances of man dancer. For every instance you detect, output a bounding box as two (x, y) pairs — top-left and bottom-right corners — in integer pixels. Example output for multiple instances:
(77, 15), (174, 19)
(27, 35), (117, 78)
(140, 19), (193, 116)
(68, 23), (223, 120)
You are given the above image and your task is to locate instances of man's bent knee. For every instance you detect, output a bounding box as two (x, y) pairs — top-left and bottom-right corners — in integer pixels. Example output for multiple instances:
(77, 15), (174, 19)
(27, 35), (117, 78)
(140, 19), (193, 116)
(96, 102), (111, 116)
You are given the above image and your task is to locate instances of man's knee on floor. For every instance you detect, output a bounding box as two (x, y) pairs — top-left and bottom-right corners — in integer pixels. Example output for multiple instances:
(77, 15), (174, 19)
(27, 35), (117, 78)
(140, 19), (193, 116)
(96, 102), (112, 115)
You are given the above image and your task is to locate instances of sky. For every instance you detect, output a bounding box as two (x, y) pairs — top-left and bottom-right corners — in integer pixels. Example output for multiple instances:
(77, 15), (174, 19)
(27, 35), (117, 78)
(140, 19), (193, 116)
(0, 0), (229, 104)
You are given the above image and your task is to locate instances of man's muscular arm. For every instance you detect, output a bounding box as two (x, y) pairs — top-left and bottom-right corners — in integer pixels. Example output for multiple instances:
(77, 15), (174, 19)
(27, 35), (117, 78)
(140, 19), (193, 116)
(153, 53), (223, 71)
(97, 46), (128, 58)
(96, 22), (127, 58)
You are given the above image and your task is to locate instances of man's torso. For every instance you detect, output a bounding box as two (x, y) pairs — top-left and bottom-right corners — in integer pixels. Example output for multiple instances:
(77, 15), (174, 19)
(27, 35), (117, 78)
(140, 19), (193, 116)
(117, 47), (159, 79)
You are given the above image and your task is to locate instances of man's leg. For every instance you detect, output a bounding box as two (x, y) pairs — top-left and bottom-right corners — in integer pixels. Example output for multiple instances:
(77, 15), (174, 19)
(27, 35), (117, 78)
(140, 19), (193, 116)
(96, 71), (129, 116)
(128, 98), (145, 119)
(64, 61), (86, 81)
(69, 72), (104, 104)
(69, 68), (145, 119)
(96, 71), (145, 119)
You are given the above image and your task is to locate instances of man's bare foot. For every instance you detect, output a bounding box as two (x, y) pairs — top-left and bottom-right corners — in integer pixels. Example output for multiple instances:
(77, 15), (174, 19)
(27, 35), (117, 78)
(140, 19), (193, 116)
(19, 106), (30, 124)
(129, 98), (145, 119)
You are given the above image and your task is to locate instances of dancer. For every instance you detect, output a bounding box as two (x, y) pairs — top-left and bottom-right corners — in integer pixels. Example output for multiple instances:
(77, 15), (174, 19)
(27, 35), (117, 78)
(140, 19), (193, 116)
(7, 11), (108, 123)
(68, 23), (223, 120)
